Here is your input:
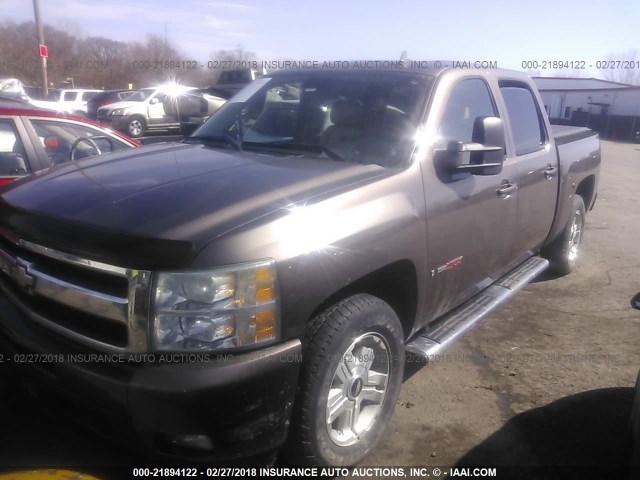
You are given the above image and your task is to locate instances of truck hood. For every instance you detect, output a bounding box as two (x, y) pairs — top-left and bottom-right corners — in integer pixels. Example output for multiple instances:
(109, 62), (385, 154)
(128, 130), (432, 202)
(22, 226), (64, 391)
(0, 143), (387, 268)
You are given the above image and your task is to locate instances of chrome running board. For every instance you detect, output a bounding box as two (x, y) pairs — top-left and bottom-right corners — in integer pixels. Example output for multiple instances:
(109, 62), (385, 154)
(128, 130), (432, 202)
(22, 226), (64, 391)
(406, 256), (549, 359)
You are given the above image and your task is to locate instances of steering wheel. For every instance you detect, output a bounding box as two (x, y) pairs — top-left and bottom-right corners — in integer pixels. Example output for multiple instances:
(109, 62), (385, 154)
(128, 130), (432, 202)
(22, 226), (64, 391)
(70, 137), (102, 161)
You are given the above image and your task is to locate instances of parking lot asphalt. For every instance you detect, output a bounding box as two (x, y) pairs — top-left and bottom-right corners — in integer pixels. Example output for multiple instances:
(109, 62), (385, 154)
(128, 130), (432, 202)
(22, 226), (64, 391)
(0, 140), (638, 474)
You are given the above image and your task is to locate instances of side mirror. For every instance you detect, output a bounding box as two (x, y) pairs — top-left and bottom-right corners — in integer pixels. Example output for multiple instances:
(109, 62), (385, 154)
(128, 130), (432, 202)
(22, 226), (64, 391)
(447, 117), (505, 175)
(149, 97), (160, 105)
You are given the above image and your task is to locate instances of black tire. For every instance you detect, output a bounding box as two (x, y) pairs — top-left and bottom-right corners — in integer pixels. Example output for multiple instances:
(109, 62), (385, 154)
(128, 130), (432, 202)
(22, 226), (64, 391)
(630, 371), (640, 470)
(544, 194), (586, 276)
(126, 116), (146, 138)
(285, 294), (404, 466)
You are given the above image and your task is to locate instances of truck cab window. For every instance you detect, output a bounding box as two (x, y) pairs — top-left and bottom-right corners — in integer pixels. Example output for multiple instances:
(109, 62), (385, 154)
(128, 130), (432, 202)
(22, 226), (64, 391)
(437, 78), (497, 157)
(500, 85), (545, 155)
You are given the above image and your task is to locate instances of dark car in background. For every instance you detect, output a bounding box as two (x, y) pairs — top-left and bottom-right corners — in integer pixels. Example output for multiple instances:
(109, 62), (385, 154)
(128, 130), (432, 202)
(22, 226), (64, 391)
(214, 68), (265, 97)
(173, 87), (228, 136)
(87, 89), (135, 120)
(0, 101), (139, 185)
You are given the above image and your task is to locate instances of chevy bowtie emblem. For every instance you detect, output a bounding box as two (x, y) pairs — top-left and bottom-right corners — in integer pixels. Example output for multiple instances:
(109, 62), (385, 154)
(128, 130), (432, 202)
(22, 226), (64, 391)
(431, 256), (464, 277)
(11, 261), (35, 290)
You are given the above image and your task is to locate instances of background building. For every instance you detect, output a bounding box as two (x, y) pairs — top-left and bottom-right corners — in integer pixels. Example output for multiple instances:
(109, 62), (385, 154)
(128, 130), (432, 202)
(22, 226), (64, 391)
(533, 77), (640, 141)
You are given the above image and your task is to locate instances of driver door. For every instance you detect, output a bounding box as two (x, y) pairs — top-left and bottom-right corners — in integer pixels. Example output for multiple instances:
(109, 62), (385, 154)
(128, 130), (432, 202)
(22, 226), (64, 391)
(147, 92), (167, 124)
(422, 77), (521, 319)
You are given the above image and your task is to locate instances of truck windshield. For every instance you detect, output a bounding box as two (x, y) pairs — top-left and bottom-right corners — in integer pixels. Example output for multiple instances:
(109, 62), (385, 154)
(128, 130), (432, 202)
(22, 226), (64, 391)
(190, 72), (432, 168)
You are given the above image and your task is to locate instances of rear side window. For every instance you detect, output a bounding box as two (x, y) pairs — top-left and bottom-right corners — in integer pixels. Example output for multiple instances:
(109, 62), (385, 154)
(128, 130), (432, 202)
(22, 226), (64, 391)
(438, 78), (497, 144)
(500, 85), (545, 155)
(81, 91), (98, 101)
(62, 91), (76, 101)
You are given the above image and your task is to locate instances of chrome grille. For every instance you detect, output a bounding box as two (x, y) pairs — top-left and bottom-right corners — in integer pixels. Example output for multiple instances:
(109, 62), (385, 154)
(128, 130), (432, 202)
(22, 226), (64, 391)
(0, 233), (151, 352)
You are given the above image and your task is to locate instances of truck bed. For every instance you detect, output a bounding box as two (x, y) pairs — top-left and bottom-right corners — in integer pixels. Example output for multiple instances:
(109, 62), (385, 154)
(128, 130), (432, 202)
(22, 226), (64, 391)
(552, 125), (598, 145)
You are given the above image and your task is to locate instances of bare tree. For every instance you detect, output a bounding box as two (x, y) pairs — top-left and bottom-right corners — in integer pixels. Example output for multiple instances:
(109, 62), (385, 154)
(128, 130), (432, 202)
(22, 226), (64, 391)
(0, 21), (41, 84)
(210, 45), (256, 62)
(0, 21), (208, 90)
(206, 45), (257, 84)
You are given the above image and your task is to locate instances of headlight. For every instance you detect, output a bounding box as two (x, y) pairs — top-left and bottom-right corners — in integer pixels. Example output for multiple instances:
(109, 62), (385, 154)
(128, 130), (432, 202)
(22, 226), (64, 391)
(110, 108), (125, 116)
(153, 259), (278, 351)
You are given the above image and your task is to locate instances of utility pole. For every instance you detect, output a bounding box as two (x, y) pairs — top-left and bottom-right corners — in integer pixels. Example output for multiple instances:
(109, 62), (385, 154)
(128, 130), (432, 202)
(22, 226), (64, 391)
(33, 0), (48, 98)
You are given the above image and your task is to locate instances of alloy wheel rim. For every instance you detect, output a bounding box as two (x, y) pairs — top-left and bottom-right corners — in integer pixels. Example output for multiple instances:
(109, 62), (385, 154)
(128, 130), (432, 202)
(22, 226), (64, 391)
(568, 209), (583, 262)
(130, 120), (142, 136)
(325, 332), (390, 447)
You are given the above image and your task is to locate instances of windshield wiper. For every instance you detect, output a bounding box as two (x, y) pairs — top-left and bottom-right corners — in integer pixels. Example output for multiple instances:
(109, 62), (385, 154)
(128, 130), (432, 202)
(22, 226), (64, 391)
(184, 134), (242, 151)
(241, 142), (344, 162)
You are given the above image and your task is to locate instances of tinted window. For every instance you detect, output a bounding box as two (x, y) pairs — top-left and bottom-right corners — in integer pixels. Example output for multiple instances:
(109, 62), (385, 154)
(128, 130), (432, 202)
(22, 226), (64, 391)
(128, 88), (155, 101)
(81, 91), (98, 101)
(62, 91), (76, 101)
(500, 86), (545, 155)
(0, 119), (30, 176)
(438, 78), (497, 144)
(219, 70), (251, 84)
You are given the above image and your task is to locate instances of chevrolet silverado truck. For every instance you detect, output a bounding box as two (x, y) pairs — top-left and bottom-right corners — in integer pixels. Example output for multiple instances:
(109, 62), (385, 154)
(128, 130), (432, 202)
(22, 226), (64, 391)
(0, 64), (600, 466)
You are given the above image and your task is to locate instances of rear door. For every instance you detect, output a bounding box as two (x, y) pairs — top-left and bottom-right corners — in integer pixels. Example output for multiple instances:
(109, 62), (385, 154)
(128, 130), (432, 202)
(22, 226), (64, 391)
(422, 76), (521, 318)
(497, 80), (557, 258)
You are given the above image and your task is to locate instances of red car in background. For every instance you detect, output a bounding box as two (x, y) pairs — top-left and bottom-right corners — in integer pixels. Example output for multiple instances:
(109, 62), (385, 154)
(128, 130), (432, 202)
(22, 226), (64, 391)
(0, 99), (140, 186)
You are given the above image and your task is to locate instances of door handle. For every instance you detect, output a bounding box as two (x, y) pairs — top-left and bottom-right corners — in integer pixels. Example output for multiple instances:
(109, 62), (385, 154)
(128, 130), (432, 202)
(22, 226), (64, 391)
(544, 165), (558, 179)
(497, 181), (517, 198)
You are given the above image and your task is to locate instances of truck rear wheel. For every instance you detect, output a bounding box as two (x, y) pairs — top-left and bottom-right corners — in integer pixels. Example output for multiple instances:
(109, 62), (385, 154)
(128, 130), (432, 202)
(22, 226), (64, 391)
(545, 194), (586, 276)
(286, 294), (404, 466)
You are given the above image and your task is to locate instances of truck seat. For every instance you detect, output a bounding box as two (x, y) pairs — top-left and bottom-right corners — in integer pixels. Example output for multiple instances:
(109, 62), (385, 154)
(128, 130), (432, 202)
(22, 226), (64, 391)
(322, 100), (363, 148)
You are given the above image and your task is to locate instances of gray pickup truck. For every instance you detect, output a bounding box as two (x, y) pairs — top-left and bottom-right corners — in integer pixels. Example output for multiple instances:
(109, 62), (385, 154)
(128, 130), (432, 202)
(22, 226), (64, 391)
(0, 64), (600, 466)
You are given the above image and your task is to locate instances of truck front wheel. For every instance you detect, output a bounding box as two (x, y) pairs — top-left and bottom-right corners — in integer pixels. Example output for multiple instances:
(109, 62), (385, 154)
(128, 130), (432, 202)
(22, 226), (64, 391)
(545, 194), (586, 276)
(286, 294), (404, 466)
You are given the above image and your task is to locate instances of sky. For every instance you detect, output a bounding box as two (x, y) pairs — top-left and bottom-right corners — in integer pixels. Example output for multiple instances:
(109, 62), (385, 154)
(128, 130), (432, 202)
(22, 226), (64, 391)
(2, 0), (640, 77)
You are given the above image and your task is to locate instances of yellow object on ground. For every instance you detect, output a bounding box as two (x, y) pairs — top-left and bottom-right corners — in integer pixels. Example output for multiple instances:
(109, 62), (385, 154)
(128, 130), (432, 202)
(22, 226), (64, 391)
(0, 470), (100, 480)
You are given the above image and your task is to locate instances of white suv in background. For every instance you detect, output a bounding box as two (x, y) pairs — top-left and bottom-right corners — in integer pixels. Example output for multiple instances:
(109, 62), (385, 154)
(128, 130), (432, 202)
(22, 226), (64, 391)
(96, 84), (197, 137)
(1, 80), (102, 115)
(55, 89), (103, 116)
